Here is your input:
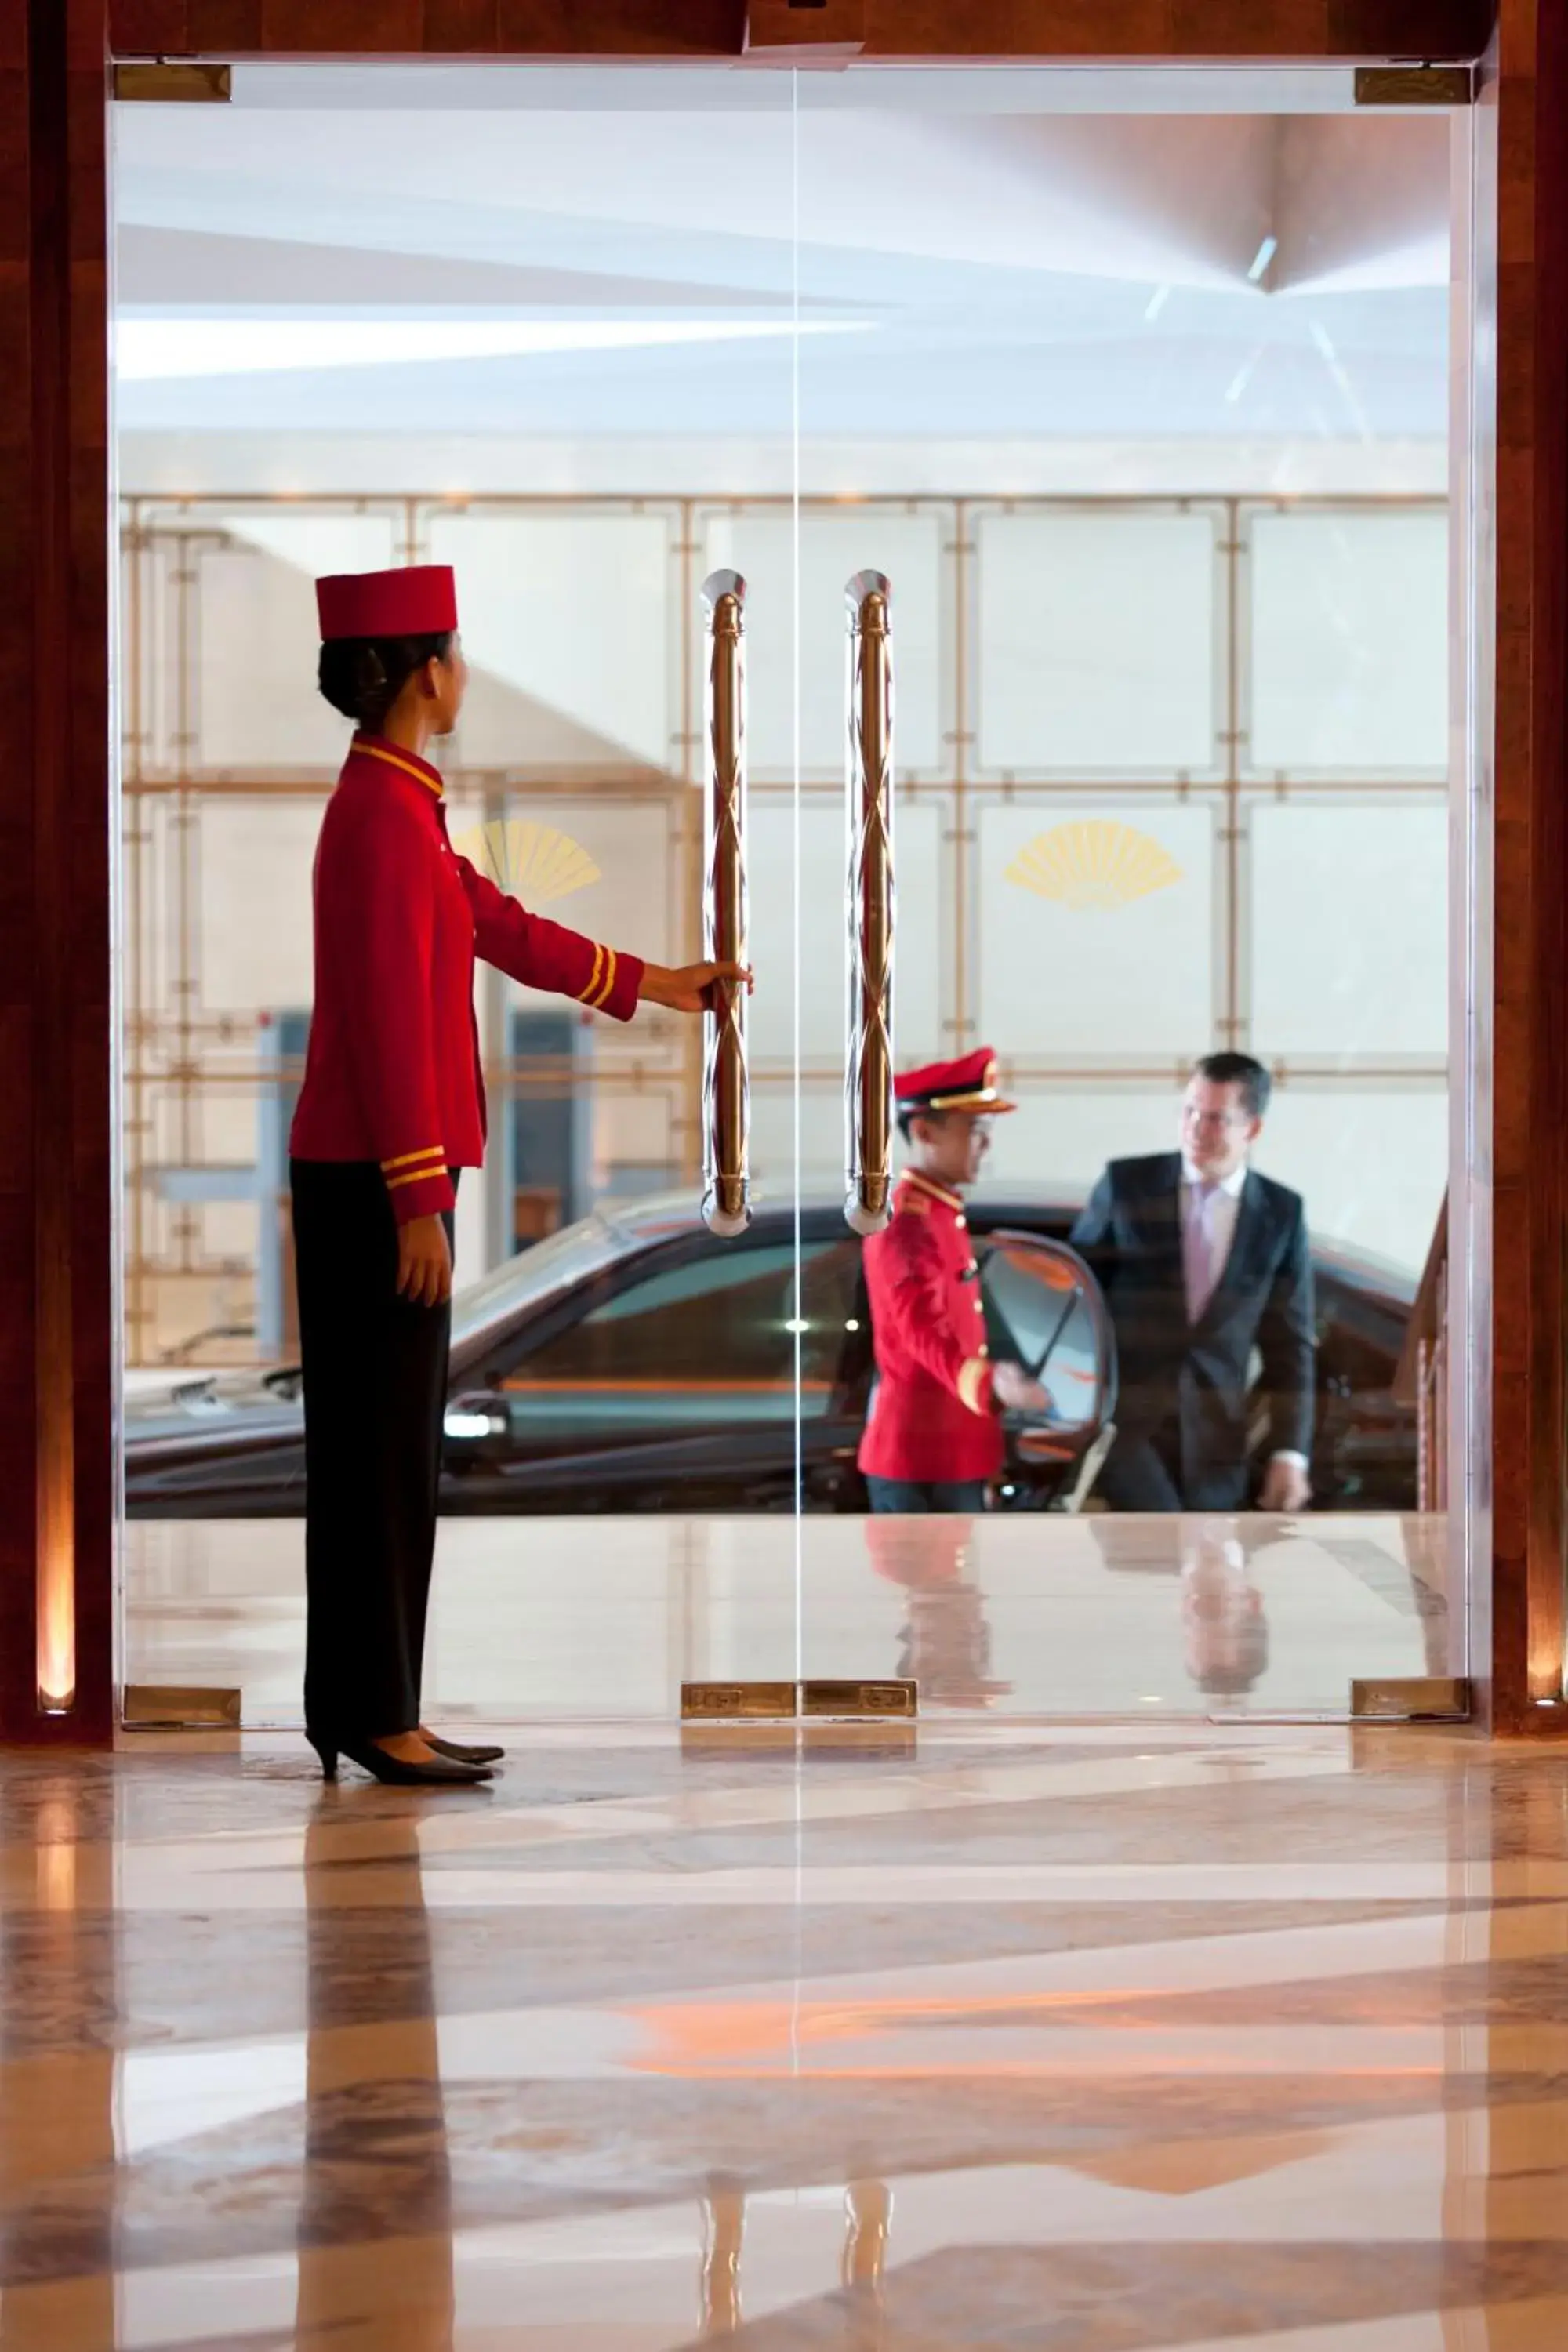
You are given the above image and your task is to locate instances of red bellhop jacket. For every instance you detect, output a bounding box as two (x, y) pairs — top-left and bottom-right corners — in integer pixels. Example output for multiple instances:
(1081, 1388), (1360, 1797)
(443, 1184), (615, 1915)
(290, 734), (643, 1222)
(856, 1169), (1004, 1485)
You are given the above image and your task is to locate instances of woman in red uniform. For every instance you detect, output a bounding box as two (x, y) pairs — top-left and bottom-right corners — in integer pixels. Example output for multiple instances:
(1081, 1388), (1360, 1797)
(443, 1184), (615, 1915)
(291, 565), (746, 1784)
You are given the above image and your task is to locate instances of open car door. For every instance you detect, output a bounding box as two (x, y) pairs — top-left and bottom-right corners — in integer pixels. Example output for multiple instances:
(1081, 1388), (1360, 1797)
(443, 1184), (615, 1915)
(979, 1230), (1119, 1510)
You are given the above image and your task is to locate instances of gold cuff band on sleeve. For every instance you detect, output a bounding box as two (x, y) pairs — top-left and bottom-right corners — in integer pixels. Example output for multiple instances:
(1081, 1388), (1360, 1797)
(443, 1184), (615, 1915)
(381, 1145), (446, 1172)
(579, 944), (618, 1011)
(386, 1164), (447, 1193)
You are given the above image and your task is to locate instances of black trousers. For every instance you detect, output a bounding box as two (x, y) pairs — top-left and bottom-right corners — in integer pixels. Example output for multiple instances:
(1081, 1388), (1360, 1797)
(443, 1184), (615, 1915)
(1098, 1427), (1185, 1512)
(1098, 1421), (1252, 1513)
(290, 1160), (455, 1742)
(866, 1477), (991, 1514)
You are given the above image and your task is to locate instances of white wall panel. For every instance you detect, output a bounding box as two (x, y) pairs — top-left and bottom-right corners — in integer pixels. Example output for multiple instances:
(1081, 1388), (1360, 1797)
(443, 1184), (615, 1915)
(1254, 1087), (1446, 1273)
(591, 1093), (677, 1178)
(700, 510), (946, 779)
(975, 509), (1218, 776)
(429, 511), (674, 771)
(1246, 508), (1447, 777)
(977, 800), (1216, 1057)
(196, 513), (395, 771)
(1247, 798), (1447, 1059)
(1001, 1087), (1186, 1198)
(749, 1085), (840, 1190)
(745, 797), (942, 1067)
(198, 800), (321, 1011)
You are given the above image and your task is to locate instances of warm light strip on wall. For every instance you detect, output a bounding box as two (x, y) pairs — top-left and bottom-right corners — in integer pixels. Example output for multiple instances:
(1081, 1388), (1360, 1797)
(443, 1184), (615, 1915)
(37, 1272), (77, 1714)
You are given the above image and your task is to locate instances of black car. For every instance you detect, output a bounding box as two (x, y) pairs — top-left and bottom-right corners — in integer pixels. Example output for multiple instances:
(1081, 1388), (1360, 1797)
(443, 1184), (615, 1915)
(122, 1185), (1415, 1517)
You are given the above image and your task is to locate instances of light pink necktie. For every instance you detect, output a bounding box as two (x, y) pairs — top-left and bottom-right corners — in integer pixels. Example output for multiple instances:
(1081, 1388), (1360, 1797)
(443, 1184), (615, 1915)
(1185, 1180), (1221, 1323)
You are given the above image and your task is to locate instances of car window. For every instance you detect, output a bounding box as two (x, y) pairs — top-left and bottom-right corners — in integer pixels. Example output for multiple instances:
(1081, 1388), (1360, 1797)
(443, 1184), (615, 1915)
(495, 1238), (861, 1427)
(451, 1214), (623, 1357)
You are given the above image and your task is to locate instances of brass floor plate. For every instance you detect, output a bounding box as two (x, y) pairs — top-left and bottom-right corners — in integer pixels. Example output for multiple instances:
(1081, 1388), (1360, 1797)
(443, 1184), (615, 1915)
(680, 1680), (798, 1722)
(122, 1685), (242, 1730)
(800, 1679), (918, 1721)
(1351, 1676), (1471, 1722)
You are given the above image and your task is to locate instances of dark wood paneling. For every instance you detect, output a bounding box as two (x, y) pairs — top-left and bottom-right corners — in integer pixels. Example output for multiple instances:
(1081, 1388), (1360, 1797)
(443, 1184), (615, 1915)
(1490, 0), (1568, 1729)
(109, 0), (750, 53)
(1, 0), (114, 1744)
(107, 0), (1493, 60)
(868, 0), (1491, 56)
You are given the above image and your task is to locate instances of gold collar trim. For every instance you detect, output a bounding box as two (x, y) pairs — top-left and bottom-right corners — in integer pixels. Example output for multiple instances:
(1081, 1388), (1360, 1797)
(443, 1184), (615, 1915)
(900, 1168), (964, 1214)
(354, 737), (444, 799)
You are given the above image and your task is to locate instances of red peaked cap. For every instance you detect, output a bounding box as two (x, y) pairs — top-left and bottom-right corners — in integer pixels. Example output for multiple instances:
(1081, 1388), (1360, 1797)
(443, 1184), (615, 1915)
(895, 1047), (1015, 1115)
(315, 564), (458, 643)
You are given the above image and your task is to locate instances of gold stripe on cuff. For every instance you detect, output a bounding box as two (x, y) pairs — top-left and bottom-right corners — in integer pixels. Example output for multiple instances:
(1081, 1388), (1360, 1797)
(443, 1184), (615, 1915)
(577, 943), (605, 1007)
(586, 946), (618, 1011)
(381, 1145), (446, 1171)
(956, 1356), (991, 1415)
(385, 1165), (448, 1193)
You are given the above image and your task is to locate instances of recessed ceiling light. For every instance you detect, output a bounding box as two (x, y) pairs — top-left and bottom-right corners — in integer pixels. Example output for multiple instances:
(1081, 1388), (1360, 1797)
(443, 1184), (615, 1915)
(115, 314), (871, 382)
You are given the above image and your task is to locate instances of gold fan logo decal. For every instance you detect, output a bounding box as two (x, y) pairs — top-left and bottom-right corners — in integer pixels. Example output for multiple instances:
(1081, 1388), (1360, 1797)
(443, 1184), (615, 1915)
(449, 818), (601, 905)
(1006, 820), (1183, 911)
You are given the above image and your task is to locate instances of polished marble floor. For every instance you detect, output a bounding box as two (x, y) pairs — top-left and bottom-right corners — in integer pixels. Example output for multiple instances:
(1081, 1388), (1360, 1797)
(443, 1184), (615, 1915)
(4, 1717), (1566, 2347)
(122, 1512), (1454, 1723)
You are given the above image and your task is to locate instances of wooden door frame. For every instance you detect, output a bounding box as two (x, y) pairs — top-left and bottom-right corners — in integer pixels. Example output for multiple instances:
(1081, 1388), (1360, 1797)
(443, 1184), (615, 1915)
(5, 0), (1557, 1740)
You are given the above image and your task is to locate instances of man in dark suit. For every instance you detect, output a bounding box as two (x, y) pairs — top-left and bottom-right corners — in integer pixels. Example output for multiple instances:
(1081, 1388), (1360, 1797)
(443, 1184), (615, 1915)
(1070, 1052), (1315, 1513)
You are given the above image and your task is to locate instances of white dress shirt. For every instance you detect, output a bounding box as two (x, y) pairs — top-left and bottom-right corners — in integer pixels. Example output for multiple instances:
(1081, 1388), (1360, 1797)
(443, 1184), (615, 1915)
(1180, 1156), (1306, 1473)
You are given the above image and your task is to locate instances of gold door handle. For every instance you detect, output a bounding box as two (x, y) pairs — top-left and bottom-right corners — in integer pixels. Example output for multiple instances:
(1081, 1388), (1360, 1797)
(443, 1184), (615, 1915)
(701, 570), (751, 1239)
(844, 570), (895, 1236)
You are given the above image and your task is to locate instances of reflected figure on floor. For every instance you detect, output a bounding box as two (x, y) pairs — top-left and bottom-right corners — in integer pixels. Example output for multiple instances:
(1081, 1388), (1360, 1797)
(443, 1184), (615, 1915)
(1072, 1052), (1315, 1514)
(1087, 1515), (1271, 1702)
(865, 1512), (1011, 1707)
(859, 1051), (1047, 1514)
(696, 2169), (892, 2338)
(1180, 1524), (1269, 1701)
(702, 2174), (746, 2334)
(296, 1806), (455, 2352)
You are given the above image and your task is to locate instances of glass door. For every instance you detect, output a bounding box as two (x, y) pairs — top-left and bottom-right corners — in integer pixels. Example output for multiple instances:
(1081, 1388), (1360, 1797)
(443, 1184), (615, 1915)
(113, 57), (1467, 1729)
(792, 69), (1463, 1721)
(113, 62), (813, 1726)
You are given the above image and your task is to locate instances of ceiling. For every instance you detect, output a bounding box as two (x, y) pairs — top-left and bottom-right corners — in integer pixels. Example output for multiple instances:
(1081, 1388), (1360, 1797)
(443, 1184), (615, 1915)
(112, 71), (1451, 442)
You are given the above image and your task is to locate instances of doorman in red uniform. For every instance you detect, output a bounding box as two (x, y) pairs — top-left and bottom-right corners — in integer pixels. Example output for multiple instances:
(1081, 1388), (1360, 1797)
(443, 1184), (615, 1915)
(858, 1050), (1047, 1514)
(290, 564), (747, 1786)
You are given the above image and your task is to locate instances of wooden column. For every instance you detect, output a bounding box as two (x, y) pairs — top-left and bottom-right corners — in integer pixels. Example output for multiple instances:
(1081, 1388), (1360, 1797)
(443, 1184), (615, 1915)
(1490, 0), (1568, 1728)
(0, 0), (114, 1743)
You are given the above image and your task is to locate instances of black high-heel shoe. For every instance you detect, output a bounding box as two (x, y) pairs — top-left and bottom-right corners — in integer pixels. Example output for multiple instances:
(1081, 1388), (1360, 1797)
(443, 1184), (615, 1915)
(424, 1733), (506, 1766)
(306, 1731), (492, 1787)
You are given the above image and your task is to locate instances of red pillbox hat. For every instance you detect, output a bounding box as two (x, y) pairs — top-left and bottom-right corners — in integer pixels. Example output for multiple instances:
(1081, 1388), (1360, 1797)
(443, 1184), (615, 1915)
(315, 564), (458, 642)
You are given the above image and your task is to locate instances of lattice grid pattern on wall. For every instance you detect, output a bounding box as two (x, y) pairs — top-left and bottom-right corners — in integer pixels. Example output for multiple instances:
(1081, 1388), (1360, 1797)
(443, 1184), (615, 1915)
(119, 492), (1448, 1365)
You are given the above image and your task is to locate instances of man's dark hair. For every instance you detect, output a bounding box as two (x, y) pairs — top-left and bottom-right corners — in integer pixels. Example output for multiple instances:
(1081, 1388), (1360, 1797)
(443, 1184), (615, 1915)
(1193, 1051), (1272, 1120)
(318, 630), (455, 732)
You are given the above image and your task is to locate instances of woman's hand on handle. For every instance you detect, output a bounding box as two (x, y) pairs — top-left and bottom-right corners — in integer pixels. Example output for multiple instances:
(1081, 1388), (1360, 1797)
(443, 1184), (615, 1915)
(638, 960), (754, 1016)
(397, 1214), (452, 1308)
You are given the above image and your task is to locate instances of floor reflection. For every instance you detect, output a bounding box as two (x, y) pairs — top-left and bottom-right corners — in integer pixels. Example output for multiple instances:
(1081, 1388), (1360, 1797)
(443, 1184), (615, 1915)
(125, 1508), (1453, 1725)
(296, 1806), (454, 2352)
(7, 1721), (1568, 2345)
